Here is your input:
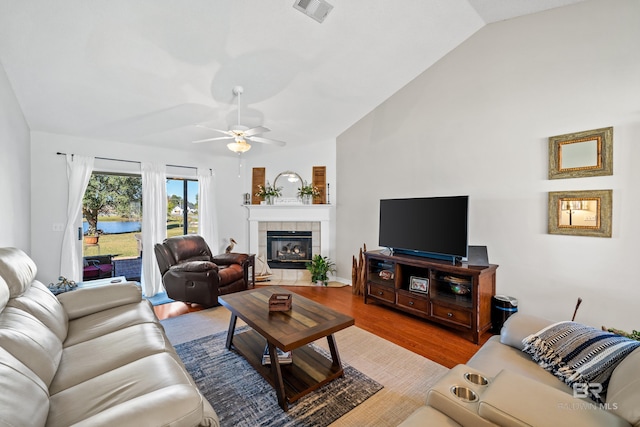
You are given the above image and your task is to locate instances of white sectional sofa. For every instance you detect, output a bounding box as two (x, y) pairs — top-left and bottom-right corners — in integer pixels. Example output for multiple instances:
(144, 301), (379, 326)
(400, 313), (640, 427)
(0, 247), (218, 427)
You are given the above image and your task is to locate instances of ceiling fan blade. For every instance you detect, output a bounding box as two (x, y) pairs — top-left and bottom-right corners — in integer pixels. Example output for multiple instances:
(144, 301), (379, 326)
(243, 126), (270, 137)
(247, 135), (286, 147)
(195, 124), (233, 136)
(192, 136), (234, 144)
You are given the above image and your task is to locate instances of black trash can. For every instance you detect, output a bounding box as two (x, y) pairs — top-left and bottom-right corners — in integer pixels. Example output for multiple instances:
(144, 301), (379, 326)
(491, 295), (518, 334)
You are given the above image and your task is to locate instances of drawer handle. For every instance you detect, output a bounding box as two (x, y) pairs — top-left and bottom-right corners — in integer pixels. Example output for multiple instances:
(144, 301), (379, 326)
(447, 312), (453, 317)
(409, 301), (414, 306)
(378, 291), (383, 296)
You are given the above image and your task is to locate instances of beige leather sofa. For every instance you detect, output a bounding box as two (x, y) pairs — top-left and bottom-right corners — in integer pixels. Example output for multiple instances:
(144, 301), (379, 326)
(0, 247), (219, 427)
(400, 313), (640, 427)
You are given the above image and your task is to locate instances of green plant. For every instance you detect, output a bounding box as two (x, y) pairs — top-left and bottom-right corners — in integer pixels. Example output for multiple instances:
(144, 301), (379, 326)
(305, 254), (336, 285)
(297, 181), (320, 198)
(255, 181), (282, 199)
(605, 327), (640, 341)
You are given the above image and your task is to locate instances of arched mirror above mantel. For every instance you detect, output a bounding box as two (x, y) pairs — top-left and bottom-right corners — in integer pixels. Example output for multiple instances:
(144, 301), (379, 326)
(274, 171), (303, 198)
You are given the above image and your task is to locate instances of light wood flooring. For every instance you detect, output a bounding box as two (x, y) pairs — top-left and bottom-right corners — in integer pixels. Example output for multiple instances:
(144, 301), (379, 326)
(154, 285), (492, 368)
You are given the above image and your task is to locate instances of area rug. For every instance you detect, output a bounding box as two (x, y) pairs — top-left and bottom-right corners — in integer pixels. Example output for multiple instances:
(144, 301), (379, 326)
(162, 307), (449, 426)
(174, 328), (383, 427)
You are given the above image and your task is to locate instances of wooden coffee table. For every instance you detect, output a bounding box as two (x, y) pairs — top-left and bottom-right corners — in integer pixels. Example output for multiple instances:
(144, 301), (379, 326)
(219, 287), (355, 411)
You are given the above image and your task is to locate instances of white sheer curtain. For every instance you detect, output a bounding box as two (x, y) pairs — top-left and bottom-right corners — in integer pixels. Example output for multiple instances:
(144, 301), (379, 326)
(141, 162), (167, 297)
(197, 168), (219, 252)
(60, 154), (94, 281)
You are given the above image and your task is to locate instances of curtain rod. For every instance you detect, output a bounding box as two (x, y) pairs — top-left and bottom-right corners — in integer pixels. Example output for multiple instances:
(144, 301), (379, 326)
(56, 152), (210, 172)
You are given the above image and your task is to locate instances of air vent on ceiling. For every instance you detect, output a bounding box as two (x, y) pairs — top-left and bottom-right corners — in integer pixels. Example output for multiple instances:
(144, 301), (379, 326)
(293, 0), (333, 23)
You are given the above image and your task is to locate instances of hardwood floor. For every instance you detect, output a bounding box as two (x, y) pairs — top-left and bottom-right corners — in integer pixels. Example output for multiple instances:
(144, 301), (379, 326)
(154, 285), (492, 368)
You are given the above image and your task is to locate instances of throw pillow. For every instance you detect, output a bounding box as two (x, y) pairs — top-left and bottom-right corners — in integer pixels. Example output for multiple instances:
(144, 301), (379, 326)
(522, 321), (640, 403)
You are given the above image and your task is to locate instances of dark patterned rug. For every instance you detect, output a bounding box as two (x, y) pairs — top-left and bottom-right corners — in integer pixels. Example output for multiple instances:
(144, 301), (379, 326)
(174, 328), (383, 427)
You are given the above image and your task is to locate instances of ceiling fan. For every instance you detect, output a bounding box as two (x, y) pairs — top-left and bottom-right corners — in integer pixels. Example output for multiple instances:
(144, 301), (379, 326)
(193, 85), (286, 153)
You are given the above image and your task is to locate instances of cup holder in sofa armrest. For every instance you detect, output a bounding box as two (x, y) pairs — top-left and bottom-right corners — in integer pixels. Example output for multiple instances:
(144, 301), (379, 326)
(464, 372), (489, 386)
(425, 365), (496, 427)
(477, 369), (629, 427)
(451, 386), (478, 402)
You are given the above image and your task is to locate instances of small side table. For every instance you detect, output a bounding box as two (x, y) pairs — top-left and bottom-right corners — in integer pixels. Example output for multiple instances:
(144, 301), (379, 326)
(49, 276), (128, 295)
(77, 276), (128, 289)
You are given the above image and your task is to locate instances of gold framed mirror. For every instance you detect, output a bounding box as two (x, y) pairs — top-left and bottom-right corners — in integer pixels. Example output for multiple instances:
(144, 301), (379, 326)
(548, 190), (612, 237)
(548, 127), (613, 179)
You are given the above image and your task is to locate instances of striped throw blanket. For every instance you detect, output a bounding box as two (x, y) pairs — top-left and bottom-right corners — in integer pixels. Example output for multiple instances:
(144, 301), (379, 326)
(522, 321), (640, 403)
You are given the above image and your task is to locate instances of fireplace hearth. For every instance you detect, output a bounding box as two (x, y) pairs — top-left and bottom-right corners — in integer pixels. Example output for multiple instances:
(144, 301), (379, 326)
(267, 231), (312, 269)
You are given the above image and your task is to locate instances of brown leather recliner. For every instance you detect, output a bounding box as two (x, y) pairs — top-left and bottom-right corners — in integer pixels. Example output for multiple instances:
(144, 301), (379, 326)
(154, 235), (252, 307)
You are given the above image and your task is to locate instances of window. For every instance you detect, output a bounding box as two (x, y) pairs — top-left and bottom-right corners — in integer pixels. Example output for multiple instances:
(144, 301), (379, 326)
(82, 173), (143, 281)
(166, 178), (199, 236)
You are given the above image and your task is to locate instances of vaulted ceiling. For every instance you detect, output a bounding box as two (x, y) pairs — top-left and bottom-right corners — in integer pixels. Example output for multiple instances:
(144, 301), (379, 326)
(0, 0), (585, 156)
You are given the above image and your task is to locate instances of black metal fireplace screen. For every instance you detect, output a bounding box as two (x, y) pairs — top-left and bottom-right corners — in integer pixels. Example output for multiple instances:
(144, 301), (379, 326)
(266, 231), (312, 269)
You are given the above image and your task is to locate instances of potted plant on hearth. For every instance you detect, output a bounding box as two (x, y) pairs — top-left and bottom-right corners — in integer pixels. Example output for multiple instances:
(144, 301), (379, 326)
(297, 181), (320, 205)
(306, 254), (336, 286)
(255, 181), (282, 205)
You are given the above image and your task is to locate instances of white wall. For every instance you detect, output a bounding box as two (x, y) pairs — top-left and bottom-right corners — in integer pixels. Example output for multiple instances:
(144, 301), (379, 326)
(30, 132), (243, 283)
(336, 0), (640, 330)
(0, 61), (30, 251)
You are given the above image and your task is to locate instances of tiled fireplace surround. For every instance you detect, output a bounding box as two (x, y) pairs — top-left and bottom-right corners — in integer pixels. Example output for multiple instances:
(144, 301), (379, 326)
(245, 205), (332, 274)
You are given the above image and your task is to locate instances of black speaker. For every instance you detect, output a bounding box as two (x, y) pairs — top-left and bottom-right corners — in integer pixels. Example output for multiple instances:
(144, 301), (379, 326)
(467, 245), (489, 267)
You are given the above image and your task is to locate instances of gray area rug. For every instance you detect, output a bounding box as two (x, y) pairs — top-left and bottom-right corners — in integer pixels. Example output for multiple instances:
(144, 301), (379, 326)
(174, 328), (383, 427)
(162, 307), (450, 426)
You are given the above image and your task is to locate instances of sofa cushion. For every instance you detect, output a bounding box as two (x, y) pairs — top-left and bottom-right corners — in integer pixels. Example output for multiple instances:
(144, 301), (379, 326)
(57, 282), (143, 320)
(0, 346), (50, 427)
(8, 280), (68, 341)
(467, 336), (571, 394)
(606, 346), (640, 426)
(218, 263), (244, 283)
(522, 321), (640, 403)
(50, 322), (175, 394)
(63, 300), (159, 347)
(212, 252), (249, 266)
(0, 306), (63, 387)
(0, 247), (37, 297)
(172, 260), (218, 273)
(500, 313), (553, 351)
(0, 275), (9, 311)
(47, 352), (207, 427)
(82, 265), (100, 279)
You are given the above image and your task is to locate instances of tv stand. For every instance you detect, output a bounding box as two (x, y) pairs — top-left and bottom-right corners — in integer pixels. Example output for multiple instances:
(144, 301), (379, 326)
(364, 250), (498, 343)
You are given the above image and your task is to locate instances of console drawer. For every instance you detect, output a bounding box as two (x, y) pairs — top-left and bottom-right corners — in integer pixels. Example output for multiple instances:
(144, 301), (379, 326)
(431, 303), (472, 328)
(368, 283), (395, 303)
(397, 292), (429, 313)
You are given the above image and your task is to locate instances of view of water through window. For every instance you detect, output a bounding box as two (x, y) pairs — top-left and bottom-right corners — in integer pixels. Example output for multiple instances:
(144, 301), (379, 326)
(81, 174), (198, 282)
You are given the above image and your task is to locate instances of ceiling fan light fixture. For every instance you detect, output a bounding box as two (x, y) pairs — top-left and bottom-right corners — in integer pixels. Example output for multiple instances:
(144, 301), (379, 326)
(227, 140), (251, 153)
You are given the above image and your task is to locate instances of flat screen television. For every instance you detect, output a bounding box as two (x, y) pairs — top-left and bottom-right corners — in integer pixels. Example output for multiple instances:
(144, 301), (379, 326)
(378, 196), (469, 262)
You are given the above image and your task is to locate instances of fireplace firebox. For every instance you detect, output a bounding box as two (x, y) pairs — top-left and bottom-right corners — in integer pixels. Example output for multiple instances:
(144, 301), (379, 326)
(267, 231), (312, 269)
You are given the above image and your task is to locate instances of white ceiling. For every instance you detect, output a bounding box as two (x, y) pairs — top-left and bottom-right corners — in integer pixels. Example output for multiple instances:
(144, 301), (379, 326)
(0, 0), (585, 157)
